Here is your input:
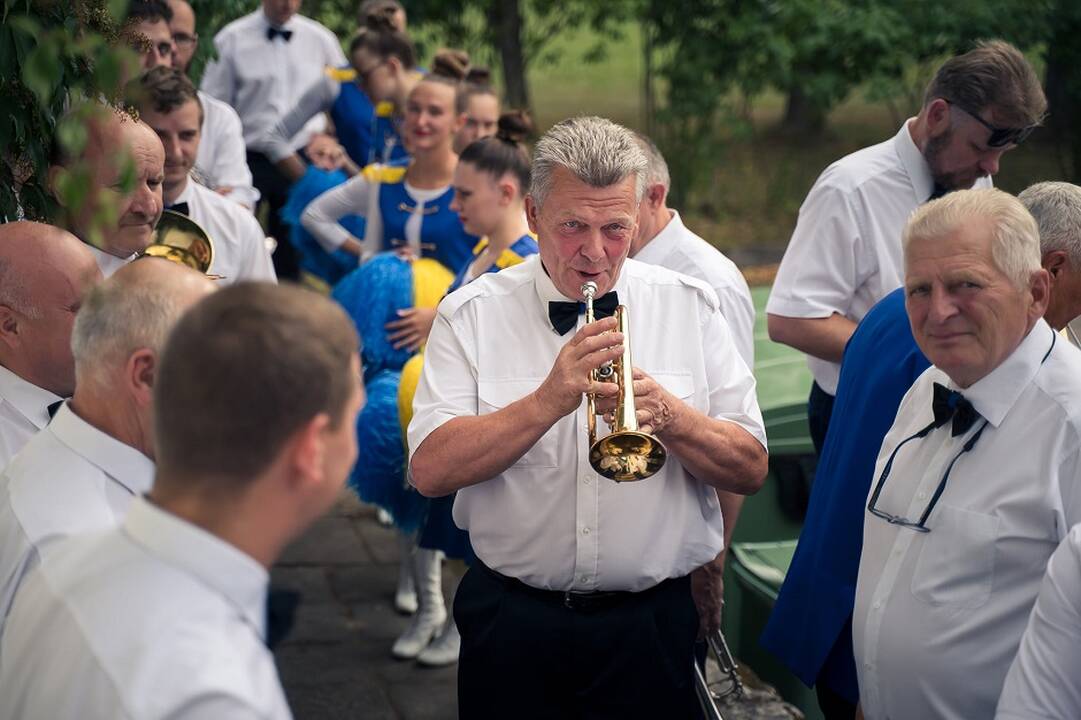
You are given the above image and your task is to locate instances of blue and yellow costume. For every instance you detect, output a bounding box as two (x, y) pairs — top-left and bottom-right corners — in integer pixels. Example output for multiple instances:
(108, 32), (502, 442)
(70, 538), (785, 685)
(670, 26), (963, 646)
(332, 253), (454, 530)
(365, 163), (478, 274)
(281, 167), (363, 286)
(326, 67), (407, 167)
(400, 235), (539, 559)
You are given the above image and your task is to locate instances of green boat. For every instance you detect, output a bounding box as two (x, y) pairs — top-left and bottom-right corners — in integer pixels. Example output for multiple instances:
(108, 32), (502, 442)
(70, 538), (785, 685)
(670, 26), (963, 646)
(721, 285), (823, 720)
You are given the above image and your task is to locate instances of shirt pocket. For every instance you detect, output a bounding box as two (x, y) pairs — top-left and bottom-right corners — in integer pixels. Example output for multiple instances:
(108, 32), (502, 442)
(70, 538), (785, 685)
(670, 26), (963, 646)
(650, 371), (696, 405)
(910, 504), (999, 610)
(477, 378), (558, 468)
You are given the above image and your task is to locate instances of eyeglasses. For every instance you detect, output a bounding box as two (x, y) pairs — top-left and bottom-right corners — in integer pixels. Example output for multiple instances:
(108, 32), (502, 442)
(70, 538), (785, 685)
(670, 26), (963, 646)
(866, 418), (988, 532)
(950, 102), (1038, 148)
(172, 32), (198, 49)
(153, 41), (175, 58)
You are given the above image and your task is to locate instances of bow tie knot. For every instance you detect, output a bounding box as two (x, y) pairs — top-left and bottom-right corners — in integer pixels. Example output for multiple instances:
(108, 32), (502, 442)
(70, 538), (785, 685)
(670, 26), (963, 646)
(266, 26), (293, 42)
(932, 382), (981, 437)
(548, 291), (618, 336)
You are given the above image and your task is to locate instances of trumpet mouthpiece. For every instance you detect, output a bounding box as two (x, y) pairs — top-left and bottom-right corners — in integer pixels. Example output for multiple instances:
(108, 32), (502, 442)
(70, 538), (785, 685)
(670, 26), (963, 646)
(581, 281), (598, 298)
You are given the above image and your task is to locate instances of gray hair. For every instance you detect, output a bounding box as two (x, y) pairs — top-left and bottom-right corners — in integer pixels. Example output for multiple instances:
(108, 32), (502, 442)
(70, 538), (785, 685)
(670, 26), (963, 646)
(634, 132), (670, 191)
(0, 258), (39, 319)
(903, 187), (1041, 290)
(1018, 181), (1081, 265)
(529, 116), (647, 208)
(71, 267), (185, 385)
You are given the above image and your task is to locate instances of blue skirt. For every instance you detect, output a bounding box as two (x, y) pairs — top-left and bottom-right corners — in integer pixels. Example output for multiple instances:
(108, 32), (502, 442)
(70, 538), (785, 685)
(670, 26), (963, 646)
(419, 492), (475, 563)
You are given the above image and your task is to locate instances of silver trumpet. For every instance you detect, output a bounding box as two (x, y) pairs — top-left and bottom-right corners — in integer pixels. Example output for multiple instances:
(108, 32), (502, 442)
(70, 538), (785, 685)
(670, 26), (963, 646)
(694, 629), (744, 719)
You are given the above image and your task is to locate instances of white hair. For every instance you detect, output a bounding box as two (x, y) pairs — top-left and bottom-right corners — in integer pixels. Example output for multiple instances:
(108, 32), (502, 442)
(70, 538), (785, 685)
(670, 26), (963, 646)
(1018, 181), (1081, 264)
(71, 265), (185, 386)
(903, 187), (1041, 289)
(634, 132), (670, 191)
(529, 116), (647, 208)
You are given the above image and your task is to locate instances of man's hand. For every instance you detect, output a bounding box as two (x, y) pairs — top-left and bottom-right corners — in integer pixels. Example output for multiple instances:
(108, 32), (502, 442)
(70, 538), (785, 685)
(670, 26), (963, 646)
(597, 367), (679, 436)
(690, 554), (725, 640)
(386, 307), (437, 351)
(533, 317), (622, 421)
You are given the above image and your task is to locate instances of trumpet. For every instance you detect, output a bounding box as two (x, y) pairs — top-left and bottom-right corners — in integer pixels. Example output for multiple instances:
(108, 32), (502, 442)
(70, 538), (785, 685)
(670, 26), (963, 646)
(142, 210), (220, 278)
(694, 629), (744, 719)
(581, 281), (666, 482)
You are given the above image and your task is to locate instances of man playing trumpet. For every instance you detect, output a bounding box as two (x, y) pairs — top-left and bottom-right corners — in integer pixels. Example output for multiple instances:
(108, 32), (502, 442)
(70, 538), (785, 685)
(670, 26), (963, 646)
(408, 116), (768, 718)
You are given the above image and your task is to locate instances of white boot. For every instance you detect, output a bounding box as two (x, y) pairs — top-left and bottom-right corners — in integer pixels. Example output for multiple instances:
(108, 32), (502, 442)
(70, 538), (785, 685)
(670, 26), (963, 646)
(394, 532), (417, 615)
(391, 548), (446, 659)
(417, 617), (460, 667)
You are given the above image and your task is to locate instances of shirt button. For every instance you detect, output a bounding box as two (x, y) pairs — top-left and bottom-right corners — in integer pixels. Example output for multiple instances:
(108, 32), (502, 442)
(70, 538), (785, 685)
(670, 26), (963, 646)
(917, 491), (927, 500)
(580, 575), (588, 583)
(873, 600), (882, 609)
(582, 527), (591, 535)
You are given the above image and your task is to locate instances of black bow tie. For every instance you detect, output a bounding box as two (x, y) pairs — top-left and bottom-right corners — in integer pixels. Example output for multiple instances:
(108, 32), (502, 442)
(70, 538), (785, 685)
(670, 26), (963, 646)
(548, 291), (618, 336)
(47, 400), (64, 419)
(166, 202), (189, 216)
(931, 382), (980, 437)
(266, 26), (293, 42)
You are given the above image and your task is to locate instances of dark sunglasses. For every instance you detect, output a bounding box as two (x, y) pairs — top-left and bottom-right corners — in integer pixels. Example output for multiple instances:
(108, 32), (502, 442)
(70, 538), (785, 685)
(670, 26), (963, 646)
(951, 102), (1038, 148)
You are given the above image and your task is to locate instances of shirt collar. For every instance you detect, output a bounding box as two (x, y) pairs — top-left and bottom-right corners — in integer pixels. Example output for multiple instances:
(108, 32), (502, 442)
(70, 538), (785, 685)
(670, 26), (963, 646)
(943, 319), (1057, 428)
(169, 178), (194, 207)
(634, 209), (683, 265)
(123, 497), (270, 640)
(49, 402), (155, 496)
(87, 244), (136, 278)
(532, 255), (630, 334)
(894, 118), (935, 205)
(0, 363), (60, 430)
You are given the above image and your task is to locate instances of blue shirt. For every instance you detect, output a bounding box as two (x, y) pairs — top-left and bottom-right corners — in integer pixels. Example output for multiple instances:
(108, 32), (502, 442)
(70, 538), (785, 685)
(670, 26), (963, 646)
(446, 234), (540, 294)
(760, 287), (930, 702)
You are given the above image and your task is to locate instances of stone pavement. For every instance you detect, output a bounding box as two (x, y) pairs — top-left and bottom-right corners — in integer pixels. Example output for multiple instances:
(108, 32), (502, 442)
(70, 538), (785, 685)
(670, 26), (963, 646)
(273, 492), (458, 720)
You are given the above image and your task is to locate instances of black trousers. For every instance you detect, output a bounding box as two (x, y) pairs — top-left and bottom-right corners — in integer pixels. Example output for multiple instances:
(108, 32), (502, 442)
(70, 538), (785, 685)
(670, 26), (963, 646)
(807, 381), (836, 457)
(455, 563), (703, 720)
(247, 149), (299, 281)
(816, 683), (857, 720)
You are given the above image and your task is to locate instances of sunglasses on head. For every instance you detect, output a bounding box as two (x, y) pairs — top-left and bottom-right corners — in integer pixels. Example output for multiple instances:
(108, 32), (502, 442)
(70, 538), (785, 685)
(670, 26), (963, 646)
(950, 102), (1038, 148)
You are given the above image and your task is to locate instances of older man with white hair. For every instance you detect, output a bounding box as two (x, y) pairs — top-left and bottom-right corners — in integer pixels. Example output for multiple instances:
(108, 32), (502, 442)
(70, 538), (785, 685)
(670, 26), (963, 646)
(853, 188), (1081, 720)
(0, 258), (213, 638)
(408, 116), (768, 717)
(1020, 181), (1081, 333)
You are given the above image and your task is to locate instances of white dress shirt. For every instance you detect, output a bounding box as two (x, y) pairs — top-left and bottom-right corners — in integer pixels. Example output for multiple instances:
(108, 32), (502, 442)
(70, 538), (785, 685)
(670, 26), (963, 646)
(171, 180), (277, 283)
(0, 364), (59, 471)
(87, 244), (135, 278)
(301, 172), (447, 255)
(0, 497), (287, 719)
(995, 523), (1081, 719)
(251, 74), (339, 163)
(196, 91), (259, 210)
(634, 210), (756, 369)
(854, 321), (1081, 720)
(0, 402), (153, 639)
(766, 120), (993, 394)
(408, 256), (767, 592)
(200, 9), (346, 150)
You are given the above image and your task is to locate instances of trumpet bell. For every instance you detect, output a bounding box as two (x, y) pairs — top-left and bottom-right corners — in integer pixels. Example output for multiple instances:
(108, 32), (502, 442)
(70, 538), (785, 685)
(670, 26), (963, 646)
(143, 209), (215, 274)
(589, 430), (667, 482)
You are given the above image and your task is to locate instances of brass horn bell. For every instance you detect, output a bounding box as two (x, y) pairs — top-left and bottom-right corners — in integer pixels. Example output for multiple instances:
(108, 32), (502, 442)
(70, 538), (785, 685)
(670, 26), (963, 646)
(582, 281), (667, 482)
(143, 209), (216, 275)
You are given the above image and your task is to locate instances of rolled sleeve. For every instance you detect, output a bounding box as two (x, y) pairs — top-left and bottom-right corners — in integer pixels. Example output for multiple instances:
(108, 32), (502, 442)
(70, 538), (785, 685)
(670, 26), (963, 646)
(407, 310), (479, 467)
(766, 182), (867, 320)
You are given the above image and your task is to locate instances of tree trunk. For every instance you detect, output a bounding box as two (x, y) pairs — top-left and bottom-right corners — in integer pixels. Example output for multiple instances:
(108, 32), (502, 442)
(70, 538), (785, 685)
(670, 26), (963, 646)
(1043, 2), (1081, 183)
(781, 86), (826, 137)
(489, 0), (530, 112)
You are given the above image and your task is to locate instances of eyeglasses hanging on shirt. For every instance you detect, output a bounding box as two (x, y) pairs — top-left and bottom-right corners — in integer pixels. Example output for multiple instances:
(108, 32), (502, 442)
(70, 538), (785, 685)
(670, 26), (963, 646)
(867, 328), (1056, 532)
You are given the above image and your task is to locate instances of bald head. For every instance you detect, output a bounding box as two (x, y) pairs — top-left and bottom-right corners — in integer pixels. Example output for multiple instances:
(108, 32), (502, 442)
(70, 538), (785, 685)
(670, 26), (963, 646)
(0, 221), (102, 396)
(72, 256), (214, 388)
(52, 107), (165, 259)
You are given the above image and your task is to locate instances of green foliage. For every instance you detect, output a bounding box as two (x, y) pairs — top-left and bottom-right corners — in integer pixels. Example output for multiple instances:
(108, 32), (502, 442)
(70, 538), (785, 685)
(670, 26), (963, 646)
(0, 1), (140, 224)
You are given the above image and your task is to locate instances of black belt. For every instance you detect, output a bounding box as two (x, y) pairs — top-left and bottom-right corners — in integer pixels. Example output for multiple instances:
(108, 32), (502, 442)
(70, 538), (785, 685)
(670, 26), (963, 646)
(477, 561), (679, 612)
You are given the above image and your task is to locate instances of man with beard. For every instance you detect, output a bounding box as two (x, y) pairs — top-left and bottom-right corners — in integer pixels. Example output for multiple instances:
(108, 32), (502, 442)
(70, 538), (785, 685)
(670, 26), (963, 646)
(766, 41), (1046, 458)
